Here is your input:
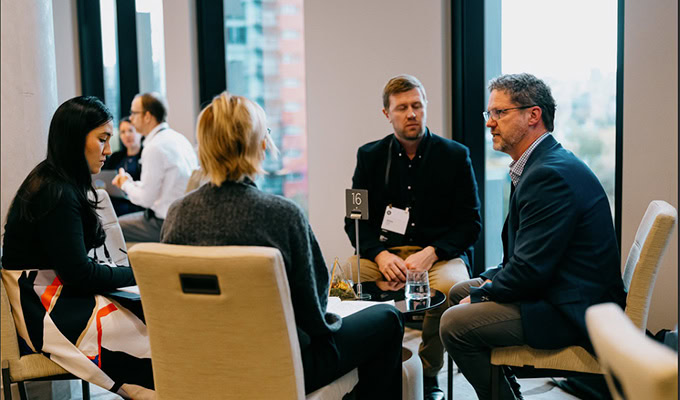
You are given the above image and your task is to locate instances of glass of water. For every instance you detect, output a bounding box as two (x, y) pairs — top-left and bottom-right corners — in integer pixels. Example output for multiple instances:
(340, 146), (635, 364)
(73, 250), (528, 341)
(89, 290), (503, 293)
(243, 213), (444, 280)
(405, 270), (430, 300)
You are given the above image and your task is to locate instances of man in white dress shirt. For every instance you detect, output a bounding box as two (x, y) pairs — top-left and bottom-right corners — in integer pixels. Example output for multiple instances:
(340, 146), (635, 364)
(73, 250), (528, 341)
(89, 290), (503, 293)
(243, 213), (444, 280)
(113, 93), (198, 242)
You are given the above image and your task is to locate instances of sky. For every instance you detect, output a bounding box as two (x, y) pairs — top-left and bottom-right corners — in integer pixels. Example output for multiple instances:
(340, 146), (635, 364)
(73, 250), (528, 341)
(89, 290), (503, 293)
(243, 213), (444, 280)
(501, 0), (618, 80)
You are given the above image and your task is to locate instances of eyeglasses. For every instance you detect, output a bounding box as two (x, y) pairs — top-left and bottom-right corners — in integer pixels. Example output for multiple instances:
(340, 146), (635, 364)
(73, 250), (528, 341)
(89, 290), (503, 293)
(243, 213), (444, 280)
(482, 105), (537, 122)
(129, 110), (144, 116)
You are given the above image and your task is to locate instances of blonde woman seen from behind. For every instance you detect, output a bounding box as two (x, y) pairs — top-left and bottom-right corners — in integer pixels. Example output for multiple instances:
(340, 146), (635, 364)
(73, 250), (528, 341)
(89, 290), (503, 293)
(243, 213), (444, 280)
(161, 92), (405, 398)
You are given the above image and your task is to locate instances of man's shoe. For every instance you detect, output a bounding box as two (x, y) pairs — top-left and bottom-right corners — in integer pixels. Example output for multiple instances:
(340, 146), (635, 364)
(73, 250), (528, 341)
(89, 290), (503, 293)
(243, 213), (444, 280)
(423, 376), (445, 400)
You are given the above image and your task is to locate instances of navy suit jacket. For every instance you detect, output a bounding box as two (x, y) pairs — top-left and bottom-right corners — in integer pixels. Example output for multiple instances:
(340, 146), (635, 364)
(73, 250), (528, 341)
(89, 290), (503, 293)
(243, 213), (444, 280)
(471, 135), (626, 349)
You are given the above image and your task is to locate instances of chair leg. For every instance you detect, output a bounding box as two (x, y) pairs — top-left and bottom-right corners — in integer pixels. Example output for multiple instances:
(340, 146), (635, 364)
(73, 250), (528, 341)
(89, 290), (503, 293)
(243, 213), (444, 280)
(81, 380), (91, 400)
(490, 365), (501, 400)
(2, 368), (12, 400)
(16, 381), (27, 400)
(447, 355), (453, 400)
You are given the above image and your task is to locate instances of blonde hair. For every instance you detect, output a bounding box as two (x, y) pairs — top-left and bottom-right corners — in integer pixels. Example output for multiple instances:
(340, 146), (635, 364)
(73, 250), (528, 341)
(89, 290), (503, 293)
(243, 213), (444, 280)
(196, 92), (276, 186)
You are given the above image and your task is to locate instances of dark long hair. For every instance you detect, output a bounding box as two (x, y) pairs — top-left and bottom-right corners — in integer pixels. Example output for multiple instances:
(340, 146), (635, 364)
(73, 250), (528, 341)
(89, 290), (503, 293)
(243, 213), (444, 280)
(7, 96), (113, 249)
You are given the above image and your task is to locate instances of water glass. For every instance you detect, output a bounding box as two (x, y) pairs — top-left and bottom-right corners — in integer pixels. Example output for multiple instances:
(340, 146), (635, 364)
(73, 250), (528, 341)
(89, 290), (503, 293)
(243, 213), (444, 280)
(405, 270), (430, 300)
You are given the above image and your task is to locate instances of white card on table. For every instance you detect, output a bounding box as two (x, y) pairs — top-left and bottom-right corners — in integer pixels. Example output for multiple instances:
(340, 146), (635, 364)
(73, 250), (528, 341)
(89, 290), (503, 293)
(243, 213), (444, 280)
(381, 206), (409, 235)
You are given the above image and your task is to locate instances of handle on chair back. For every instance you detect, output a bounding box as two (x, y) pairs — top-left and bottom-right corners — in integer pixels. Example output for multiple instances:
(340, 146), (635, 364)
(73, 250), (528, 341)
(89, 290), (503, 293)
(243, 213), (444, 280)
(179, 274), (221, 295)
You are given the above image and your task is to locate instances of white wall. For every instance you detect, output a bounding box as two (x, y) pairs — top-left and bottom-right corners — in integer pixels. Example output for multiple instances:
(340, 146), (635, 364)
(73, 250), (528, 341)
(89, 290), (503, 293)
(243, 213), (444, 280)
(305, 0), (450, 262)
(163, 1), (200, 144)
(1, 1), (59, 231)
(622, 0), (678, 332)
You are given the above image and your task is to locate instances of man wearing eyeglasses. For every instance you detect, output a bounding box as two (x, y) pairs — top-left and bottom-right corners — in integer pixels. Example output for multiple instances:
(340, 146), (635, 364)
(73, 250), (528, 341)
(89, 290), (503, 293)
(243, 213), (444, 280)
(344, 74), (482, 400)
(113, 93), (198, 243)
(439, 73), (626, 400)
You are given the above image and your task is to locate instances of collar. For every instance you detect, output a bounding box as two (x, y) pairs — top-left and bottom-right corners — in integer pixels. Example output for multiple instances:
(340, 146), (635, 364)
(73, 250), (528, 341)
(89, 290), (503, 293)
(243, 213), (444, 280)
(508, 132), (550, 186)
(391, 127), (431, 160)
(144, 122), (170, 143)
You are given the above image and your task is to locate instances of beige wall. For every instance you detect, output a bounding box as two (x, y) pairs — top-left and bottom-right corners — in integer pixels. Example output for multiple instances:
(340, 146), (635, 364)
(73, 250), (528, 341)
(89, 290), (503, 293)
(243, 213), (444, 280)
(305, 0), (450, 263)
(622, 0), (678, 332)
(162, 0), (200, 144)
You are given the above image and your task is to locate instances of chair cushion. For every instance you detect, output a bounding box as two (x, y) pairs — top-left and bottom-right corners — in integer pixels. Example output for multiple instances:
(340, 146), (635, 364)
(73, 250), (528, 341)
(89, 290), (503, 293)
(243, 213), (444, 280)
(490, 345), (600, 374)
(8, 354), (70, 382)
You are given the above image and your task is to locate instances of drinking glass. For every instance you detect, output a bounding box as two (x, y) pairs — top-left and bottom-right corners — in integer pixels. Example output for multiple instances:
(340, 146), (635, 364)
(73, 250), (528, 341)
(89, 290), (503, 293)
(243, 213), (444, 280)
(405, 270), (430, 300)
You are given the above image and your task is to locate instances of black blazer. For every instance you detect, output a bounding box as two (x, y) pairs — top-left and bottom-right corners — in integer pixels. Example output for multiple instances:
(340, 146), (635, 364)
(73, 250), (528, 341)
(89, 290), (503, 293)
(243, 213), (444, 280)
(472, 135), (626, 349)
(344, 129), (481, 271)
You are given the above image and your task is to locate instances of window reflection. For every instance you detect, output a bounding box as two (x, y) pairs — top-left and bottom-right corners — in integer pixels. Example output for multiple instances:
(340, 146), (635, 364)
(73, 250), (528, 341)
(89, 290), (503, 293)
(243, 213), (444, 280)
(224, 0), (308, 212)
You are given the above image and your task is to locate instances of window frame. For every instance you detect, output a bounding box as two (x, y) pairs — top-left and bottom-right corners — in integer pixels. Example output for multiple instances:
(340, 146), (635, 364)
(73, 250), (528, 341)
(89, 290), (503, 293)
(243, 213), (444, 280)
(451, 0), (625, 276)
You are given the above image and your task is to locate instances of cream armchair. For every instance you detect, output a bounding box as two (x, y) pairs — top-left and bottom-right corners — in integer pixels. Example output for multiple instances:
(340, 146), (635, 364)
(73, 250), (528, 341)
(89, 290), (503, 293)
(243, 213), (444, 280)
(128, 243), (358, 400)
(586, 302), (677, 400)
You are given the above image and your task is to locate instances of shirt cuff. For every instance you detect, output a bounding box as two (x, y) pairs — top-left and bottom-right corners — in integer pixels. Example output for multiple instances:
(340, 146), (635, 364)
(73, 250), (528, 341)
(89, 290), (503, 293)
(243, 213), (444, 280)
(364, 245), (387, 262)
(469, 286), (491, 303)
(121, 180), (132, 193)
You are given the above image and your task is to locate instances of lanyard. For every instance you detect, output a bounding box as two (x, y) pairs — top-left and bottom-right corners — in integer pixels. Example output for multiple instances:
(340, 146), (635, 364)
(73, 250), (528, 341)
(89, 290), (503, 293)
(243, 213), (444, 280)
(384, 138), (393, 192)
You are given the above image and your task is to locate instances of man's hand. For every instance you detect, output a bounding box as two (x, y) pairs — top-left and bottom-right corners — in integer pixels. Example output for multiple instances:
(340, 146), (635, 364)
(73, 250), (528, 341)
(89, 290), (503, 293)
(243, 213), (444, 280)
(404, 246), (438, 272)
(375, 250), (408, 282)
(112, 168), (131, 189)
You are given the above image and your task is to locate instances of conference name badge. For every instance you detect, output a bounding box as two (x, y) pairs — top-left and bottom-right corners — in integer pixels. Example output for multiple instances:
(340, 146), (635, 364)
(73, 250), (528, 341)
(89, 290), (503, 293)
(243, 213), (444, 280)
(381, 205), (409, 235)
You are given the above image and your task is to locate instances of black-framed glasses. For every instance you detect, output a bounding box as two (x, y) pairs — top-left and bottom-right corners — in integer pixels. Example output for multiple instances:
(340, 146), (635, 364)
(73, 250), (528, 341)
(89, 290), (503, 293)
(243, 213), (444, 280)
(483, 105), (538, 122)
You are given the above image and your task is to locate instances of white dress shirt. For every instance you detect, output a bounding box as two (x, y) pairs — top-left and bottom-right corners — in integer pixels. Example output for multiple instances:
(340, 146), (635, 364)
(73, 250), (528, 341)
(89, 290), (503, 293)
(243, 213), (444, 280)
(121, 123), (198, 219)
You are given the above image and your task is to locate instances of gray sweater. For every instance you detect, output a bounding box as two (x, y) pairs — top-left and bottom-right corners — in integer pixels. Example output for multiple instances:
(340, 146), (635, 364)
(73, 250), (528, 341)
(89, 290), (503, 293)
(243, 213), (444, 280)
(160, 179), (342, 349)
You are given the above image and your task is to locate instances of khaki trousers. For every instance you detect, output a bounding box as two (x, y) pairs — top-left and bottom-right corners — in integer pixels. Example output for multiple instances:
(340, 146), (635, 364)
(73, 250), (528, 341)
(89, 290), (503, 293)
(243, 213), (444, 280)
(347, 246), (469, 377)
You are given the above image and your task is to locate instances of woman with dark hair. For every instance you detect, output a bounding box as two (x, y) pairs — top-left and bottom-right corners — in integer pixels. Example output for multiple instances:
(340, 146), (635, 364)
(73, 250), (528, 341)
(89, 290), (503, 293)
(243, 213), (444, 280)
(1, 96), (154, 399)
(102, 116), (145, 216)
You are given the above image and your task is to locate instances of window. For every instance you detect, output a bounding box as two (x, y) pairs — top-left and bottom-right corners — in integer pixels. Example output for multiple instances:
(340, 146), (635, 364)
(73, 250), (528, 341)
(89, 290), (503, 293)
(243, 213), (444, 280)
(135, 0), (166, 98)
(282, 78), (300, 87)
(280, 4), (298, 15)
(227, 26), (247, 43)
(100, 0), (121, 151)
(225, 0), (309, 210)
(483, 0), (619, 267)
(86, 0), (167, 153)
(281, 29), (299, 40)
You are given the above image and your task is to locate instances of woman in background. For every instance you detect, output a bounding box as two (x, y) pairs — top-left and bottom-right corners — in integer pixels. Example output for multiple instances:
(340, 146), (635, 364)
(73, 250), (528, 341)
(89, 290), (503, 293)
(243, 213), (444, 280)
(161, 92), (404, 398)
(102, 116), (144, 216)
(1, 96), (154, 399)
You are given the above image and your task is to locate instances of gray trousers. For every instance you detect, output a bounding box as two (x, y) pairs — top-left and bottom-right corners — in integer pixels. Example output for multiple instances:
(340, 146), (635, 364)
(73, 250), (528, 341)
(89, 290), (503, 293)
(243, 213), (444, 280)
(439, 278), (525, 400)
(119, 211), (164, 243)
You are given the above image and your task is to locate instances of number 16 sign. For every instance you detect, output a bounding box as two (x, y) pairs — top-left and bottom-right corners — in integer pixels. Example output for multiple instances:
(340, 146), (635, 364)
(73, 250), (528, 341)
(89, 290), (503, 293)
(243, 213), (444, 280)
(345, 189), (369, 220)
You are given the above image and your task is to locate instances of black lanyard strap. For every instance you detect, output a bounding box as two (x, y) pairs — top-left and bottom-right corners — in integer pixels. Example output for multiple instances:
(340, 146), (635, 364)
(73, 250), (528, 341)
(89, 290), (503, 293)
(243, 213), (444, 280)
(385, 138), (393, 191)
